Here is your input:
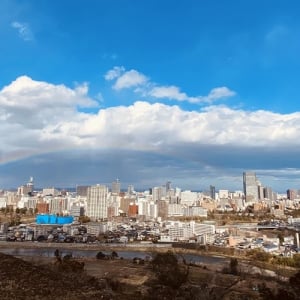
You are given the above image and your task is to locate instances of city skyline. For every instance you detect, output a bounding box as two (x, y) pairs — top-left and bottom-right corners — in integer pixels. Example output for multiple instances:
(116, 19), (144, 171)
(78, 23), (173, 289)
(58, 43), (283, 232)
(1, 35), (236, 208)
(1, 1), (300, 190)
(0, 173), (291, 197)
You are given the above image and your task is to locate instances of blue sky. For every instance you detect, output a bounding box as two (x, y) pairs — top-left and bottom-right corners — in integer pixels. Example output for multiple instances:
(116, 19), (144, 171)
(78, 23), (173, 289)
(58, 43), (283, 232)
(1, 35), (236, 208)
(1, 0), (300, 192)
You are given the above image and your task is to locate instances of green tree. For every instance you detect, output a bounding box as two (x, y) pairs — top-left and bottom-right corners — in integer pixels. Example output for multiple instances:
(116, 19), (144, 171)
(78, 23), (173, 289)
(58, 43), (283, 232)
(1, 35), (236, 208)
(277, 232), (284, 245)
(222, 258), (239, 275)
(151, 251), (189, 288)
(229, 258), (239, 275)
(247, 249), (272, 262)
(292, 254), (300, 268)
(78, 215), (91, 223)
(20, 207), (27, 215)
(290, 270), (300, 292)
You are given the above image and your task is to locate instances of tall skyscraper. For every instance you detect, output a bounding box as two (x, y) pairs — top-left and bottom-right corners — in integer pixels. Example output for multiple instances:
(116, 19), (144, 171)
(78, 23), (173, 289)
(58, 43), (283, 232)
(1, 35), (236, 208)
(127, 184), (134, 195)
(27, 177), (34, 192)
(264, 187), (274, 201)
(157, 199), (168, 219)
(152, 186), (163, 202)
(111, 179), (121, 194)
(210, 185), (216, 200)
(76, 185), (89, 197)
(17, 177), (34, 196)
(87, 184), (108, 220)
(287, 189), (297, 200)
(243, 172), (259, 202)
(166, 181), (171, 192)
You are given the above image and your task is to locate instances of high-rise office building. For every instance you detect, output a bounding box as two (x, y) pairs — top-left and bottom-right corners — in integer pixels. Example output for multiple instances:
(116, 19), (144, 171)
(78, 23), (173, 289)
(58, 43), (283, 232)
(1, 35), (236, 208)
(120, 197), (133, 215)
(17, 177), (34, 196)
(243, 172), (259, 202)
(27, 177), (34, 193)
(166, 181), (171, 192)
(210, 185), (216, 200)
(49, 197), (68, 215)
(157, 199), (169, 219)
(86, 184), (108, 220)
(152, 186), (163, 202)
(111, 179), (121, 194)
(76, 185), (89, 197)
(287, 189), (297, 200)
(127, 184), (134, 195)
(264, 187), (274, 201)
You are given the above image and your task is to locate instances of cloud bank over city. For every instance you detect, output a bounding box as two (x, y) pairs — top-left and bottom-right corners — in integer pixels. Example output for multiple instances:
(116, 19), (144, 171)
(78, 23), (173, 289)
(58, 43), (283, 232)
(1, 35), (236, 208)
(1, 73), (300, 191)
(1, 1), (300, 191)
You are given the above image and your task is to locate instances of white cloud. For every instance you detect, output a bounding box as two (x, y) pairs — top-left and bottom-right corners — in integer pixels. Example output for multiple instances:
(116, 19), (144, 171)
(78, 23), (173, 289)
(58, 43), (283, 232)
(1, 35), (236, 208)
(265, 25), (288, 43)
(200, 87), (236, 103)
(0, 76), (97, 109)
(102, 53), (118, 60)
(148, 85), (235, 103)
(104, 66), (235, 103)
(1, 76), (300, 171)
(113, 69), (148, 90)
(104, 66), (125, 80)
(149, 86), (189, 102)
(11, 21), (33, 41)
(0, 76), (98, 134)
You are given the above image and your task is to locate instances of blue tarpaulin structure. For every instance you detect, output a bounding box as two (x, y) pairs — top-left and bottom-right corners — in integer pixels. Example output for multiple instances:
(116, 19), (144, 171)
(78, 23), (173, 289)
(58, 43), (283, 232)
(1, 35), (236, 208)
(36, 214), (74, 225)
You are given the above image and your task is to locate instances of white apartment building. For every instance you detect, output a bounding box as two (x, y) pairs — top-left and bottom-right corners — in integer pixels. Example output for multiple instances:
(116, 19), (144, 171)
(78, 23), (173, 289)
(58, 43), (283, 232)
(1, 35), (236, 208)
(168, 222), (193, 241)
(108, 202), (119, 218)
(138, 199), (149, 217)
(232, 198), (245, 210)
(86, 184), (108, 221)
(42, 187), (59, 196)
(168, 204), (183, 217)
(243, 172), (259, 202)
(190, 221), (215, 236)
(231, 191), (244, 198)
(0, 196), (7, 208)
(86, 222), (108, 235)
(183, 206), (208, 217)
(6, 192), (19, 208)
(17, 195), (30, 209)
(175, 187), (181, 198)
(49, 197), (69, 215)
(107, 193), (121, 208)
(75, 195), (88, 211)
(180, 190), (198, 206)
(165, 221), (215, 243)
(70, 204), (84, 217)
(137, 196), (158, 220)
(152, 187), (163, 202)
(26, 197), (38, 210)
(219, 190), (229, 199)
(149, 201), (158, 219)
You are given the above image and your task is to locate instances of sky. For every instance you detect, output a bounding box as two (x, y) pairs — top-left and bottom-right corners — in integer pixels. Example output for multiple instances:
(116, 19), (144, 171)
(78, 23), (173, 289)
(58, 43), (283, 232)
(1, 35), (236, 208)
(1, 0), (300, 192)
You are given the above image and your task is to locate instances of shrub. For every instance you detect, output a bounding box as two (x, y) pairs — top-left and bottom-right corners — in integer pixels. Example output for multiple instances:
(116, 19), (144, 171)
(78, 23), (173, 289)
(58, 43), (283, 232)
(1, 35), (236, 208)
(151, 251), (188, 288)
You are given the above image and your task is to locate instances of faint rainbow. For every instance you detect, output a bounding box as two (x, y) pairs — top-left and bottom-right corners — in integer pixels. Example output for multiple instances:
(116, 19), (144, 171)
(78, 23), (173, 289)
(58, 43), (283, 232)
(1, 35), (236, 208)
(0, 150), (42, 165)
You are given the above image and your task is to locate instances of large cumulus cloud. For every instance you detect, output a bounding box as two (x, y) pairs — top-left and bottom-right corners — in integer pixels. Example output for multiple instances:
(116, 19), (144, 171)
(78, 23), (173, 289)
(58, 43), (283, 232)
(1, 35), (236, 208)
(1, 75), (300, 190)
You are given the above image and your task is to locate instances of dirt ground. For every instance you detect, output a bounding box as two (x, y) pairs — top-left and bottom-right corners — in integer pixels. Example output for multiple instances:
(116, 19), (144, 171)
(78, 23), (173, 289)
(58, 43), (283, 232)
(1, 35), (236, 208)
(21, 254), (279, 299)
(1, 243), (298, 299)
(24, 255), (153, 285)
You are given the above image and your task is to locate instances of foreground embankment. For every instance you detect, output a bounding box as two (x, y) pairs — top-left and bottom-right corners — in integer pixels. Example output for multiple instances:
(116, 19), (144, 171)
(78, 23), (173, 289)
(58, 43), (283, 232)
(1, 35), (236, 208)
(0, 241), (172, 252)
(0, 241), (237, 263)
(1, 240), (297, 279)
